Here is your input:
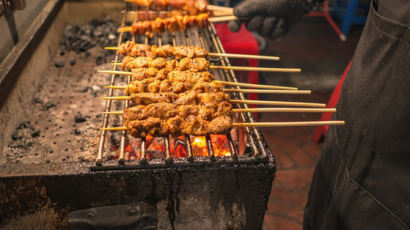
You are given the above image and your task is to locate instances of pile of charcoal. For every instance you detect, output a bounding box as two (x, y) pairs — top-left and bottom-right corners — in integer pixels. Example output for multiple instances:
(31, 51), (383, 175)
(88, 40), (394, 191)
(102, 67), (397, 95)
(60, 17), (131, 53)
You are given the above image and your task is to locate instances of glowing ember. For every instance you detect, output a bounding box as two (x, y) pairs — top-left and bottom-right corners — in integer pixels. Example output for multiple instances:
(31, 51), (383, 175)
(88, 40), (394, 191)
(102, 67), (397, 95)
(115, 134), (232, 160)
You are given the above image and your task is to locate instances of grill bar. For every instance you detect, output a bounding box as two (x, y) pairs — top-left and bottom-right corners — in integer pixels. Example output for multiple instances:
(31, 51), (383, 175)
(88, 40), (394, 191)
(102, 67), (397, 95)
(206, 24), (267, 157)
(96, 12), (127, 166)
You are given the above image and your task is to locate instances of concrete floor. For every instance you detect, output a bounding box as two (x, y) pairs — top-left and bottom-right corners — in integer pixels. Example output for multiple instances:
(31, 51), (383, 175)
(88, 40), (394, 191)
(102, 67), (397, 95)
(254, 16), (363, 229)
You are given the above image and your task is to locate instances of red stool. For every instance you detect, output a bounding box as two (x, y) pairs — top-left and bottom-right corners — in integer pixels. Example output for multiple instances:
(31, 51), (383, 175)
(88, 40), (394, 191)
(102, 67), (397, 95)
(214, 23), (260, 110)
(313, 61), (351, 143)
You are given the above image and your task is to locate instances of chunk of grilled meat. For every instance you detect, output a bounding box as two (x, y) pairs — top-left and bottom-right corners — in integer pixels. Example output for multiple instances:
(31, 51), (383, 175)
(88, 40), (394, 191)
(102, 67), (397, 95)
(121, 57), (210, 72)
(118, 41), (208, 59)
(125, 80), (223, 94)
(125, 115), (232, 137)
(123, 102), (232, 121)
(128, 92), (230, 105)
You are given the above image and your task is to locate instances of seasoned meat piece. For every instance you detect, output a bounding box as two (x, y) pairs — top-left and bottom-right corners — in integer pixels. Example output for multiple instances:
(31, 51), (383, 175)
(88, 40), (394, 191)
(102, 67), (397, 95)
(197, 105), (214, 120)
(167, 116), (183, 136)
(131, 67), (158, 81)
(124, 105), (148, 120)
(209, 116), (232, 134)
(192, 81), (223, 93)
(126, 81), (145, 94)
(145, 103), (177, 118)
(149, 57), (167, 69)
(156, 44), (174, 57)
(198, 92), (230, 104)
(130, 93), (172, 105)
(130, 44), (152, 57)
(177, 105), (198, 118)
(177, 57), (191, 71)
(193, 46), (208, 57)
(122, 57), (153, 70)
(122, 56), (135, 70)
(183, 115), (209, 136)
(190, 57), (209, 72)
(159, 79), (172, 92)
(120, 41), (134, 56)
(171, 81), (185, 93)
(216, 101), (233, 116)
(174, 46), (195, 59)
(174, 91), (197, 105)
(147, 80), (161, 93)
(164, 59), (177, 73)
(152, 18), (165, 35)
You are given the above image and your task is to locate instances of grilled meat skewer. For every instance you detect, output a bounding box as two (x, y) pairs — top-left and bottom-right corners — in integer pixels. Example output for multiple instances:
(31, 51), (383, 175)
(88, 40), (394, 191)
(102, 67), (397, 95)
(118, 41), (207, 58)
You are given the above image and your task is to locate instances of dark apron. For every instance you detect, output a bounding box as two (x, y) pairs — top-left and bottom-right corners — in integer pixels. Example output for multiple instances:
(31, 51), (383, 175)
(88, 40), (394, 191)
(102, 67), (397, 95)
(303, 1), (410, 229)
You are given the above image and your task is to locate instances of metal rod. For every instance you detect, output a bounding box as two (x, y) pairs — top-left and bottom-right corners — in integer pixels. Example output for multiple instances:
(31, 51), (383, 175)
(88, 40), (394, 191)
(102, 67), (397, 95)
(96, 11), (127, 166)
(226, 133), (238, 160)
(206, 135), (215, 161)
(207, 24), (265, 158)
(185, 134), (193, 161)
(165, 137), (173, 164)
(140, 137), (147, 164)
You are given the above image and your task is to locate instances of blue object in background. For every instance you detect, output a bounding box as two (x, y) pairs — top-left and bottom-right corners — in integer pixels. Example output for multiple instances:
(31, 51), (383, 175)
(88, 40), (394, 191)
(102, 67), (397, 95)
(332, 0), (370, 36)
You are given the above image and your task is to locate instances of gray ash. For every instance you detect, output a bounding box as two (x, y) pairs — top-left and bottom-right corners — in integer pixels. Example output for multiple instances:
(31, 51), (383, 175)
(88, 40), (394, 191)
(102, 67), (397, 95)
(2, 19), (130, 164)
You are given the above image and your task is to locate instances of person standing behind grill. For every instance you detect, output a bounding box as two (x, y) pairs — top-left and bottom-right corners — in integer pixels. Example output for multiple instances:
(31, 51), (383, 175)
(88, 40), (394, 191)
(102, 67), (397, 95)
(229, 0), (410, 229)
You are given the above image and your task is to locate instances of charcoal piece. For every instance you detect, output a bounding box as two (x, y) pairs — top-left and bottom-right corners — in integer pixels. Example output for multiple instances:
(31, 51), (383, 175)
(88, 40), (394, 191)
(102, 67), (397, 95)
(110, 132), (124, 148)
(55, 59), (65, 68)
(70, 59), (76, 65)
(74, 129), (82, 136)
(41, 102), (56, 111)
(75, 114), (87, 123)
(96, 56), (103, 65)
(31, 130), (41, 138)
(75, 86), (89, 93)
(33, 98), (43, 104)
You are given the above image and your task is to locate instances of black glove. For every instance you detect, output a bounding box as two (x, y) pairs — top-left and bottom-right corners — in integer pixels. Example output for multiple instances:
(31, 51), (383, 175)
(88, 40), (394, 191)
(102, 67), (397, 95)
(228, 0), (321, 39)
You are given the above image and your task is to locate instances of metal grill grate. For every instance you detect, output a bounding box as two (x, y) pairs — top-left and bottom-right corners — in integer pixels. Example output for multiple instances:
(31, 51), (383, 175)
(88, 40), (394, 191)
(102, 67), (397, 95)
(93, 7), (273, 170)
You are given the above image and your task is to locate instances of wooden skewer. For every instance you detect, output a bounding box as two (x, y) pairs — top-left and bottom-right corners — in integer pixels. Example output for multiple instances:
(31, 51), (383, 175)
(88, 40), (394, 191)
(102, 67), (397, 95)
(101, 120), (345, 131)
(209, 65), (301, 73)
(118, 15), (239, 33)
(209, 16), (238, 23)
(100, 97), (326, 108)
(103, 108), (336, 115)
(108, 64), (301, 73)
(104, 47), (280, 61)
(230, 99), (326, 108)
(98, 70), (132, 75)
(208, 53), (279, 61)
(213, 80), (296, 90)
(233, 121), (345, 127)
(223, 89), (310, 94)
(207, 5), (234, 13)
(104, 82), (297, 90)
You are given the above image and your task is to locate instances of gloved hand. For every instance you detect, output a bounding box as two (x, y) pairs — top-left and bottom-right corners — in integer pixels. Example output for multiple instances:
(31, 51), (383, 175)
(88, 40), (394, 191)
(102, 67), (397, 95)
(228, 0), (322, 39)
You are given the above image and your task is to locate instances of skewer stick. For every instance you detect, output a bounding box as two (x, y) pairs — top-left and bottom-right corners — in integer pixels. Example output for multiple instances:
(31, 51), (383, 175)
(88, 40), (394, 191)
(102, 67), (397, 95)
(100, 97), (326, 108)
(118, 15), (239, 33)
(207, 5), (234, 13)
(98, 70), (132, 75)
(104, 47), (280, 61)
(233, 121), (345, 127)
(208, 53), (279, 61)
(230, 99), (326, 108)
(223, 89), (310, 94)
(104, 82), (298, 90)
(214, 80), (296, 90)
(234, 108), (336, 113)
(101, 120), (345, 131)
(209, 16), (238, 23)
(210, 65), (301, 73)
(103, 108), (336, 115)
(108, 64), (300, 73)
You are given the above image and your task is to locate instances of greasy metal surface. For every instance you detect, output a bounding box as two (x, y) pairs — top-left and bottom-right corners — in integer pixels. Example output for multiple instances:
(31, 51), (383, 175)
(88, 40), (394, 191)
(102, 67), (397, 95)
(68, 203), (157, 230)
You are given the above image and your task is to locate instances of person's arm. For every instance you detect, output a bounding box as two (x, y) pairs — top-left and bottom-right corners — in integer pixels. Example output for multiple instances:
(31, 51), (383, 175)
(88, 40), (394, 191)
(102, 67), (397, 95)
(229, 0), (323, 39)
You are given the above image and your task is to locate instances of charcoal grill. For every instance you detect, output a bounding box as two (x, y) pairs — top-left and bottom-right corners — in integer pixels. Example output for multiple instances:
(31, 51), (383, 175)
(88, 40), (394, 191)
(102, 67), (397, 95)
(0, 1), (275, 229)
(95, 6), (272, 169)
